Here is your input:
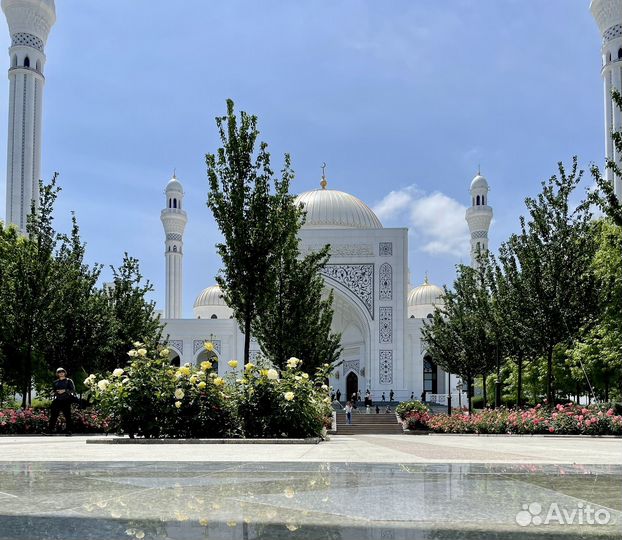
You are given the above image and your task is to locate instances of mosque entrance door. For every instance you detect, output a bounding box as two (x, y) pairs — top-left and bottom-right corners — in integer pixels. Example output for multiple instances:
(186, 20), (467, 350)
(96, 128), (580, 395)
(346, 371), (359, 403)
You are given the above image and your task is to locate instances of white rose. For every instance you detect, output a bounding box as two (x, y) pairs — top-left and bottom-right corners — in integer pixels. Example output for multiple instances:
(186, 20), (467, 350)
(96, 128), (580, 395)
(159, 348), (170, 358)
(127, 350), (138, 358)
(286, 357), (301, 369)
(267, 369), (279, 380)
(137, 348), (147, 357)
(174, 389), (185, 400)
(97, 379), (110, 391)
(112, 368), (124, 378)
(284, 391), (294, 401)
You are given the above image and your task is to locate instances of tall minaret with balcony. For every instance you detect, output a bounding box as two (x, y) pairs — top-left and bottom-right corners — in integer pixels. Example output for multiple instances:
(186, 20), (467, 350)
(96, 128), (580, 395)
(160, 174), (187, 319)
(591, 0), (622, 202)
(2, 0), (55, 232)
(465, 172), (493, 268)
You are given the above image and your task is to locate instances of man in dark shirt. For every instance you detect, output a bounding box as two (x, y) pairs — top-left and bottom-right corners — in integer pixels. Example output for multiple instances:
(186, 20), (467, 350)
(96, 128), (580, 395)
(49, 367), (75, 434)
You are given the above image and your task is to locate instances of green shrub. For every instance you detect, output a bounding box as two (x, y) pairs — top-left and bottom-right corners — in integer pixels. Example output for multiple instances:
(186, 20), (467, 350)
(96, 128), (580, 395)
(472, 396), (485, 409)
(88, 345), (332, 439)
(396, 400), (429, 420)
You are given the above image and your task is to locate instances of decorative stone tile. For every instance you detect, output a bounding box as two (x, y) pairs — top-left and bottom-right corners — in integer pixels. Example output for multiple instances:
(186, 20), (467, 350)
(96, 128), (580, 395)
(379, 307), (392, 343)
(379, 242), (393, 257)
(379, 350), (393, 384)
(379, 263), (392, 301)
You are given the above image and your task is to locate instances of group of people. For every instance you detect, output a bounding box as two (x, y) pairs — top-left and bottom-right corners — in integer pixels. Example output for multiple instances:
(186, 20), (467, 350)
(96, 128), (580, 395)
(331, 388), (418, 405)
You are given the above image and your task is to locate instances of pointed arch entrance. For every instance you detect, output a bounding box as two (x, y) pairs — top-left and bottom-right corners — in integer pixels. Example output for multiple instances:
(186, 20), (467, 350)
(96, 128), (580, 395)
(346, 371), (359, 403)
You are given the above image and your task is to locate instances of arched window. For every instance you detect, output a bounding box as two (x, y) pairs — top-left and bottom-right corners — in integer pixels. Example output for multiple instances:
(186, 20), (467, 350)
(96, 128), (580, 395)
(482, 195), (485, 205)
(608, 52), (612, 63)
(168, 198), (172, 208)
(618, 48), (622, 59)
(472, 197), (475, 206)
(410, 314), (415, 319)
(173, 198), (177, 209)
(178, 200), (181, 209)
(167, 246), (171, 252)
(24, 56), (30, 68)
(173, 245), (177, 252)
(476, 195), (480, 205)
(423, 356), (438, 394)
(210, 314), (217, 319)
(426, 313), (433, 319)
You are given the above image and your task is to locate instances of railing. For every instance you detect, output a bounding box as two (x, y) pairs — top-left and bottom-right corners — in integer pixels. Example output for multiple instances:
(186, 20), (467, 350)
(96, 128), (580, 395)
(426, 393), (468, 406)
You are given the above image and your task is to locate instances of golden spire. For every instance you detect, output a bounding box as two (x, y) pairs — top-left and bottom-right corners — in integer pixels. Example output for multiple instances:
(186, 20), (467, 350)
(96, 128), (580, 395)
(320, 162), (327, 189)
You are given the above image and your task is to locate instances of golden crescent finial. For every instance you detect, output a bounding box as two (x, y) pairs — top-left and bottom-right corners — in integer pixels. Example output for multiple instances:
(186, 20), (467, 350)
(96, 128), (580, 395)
(320, 162), (327, 189)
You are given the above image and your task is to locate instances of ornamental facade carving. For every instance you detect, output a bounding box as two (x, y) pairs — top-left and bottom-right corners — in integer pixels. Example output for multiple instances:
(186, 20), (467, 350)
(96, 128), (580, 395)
(168, 339), (183, 355)
(379, 350), (393, 384)
(342, 359), (360, 375)
(320, 264), (374, 318)
(379, 263), (392, 301)
(302, 243), (374, 257)
(379, 307), (392, 343)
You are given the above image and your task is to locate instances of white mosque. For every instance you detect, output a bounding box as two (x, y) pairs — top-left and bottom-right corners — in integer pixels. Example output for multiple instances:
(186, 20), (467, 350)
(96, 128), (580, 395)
(2, 0), (621, 402)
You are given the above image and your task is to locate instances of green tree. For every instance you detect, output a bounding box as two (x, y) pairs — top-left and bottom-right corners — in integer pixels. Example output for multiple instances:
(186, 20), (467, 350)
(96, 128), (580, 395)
(206, 99), (296, 364)
(508, 159), (598, 405)
(97, 254), (163, 372)
(422, 264), (496, 413)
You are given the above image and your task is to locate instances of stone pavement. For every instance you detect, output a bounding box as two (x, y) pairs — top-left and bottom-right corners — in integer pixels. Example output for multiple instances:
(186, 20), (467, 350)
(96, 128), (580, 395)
(0, 433), (620, 464)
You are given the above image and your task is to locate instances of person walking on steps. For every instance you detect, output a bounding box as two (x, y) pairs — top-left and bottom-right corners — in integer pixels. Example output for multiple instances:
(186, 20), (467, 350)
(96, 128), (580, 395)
(389, 389), (394, 402)
(336, 389), (341, 403)
(48, 368), (76, 435)
(344, 401), (353, 425)
(382, 392), (386, 402)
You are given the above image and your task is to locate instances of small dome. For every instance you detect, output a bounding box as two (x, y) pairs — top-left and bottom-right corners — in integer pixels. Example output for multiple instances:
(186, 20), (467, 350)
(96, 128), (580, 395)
(193, 285), (233, 320)
(470, 174), (488, 192)
(408, 278), (444, 319)
(295, 188), (382, 229)
(166, 175), (183, 193)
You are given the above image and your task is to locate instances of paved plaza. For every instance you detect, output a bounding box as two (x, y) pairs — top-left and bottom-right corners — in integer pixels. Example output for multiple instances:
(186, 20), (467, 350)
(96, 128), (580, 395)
(0, 433), (620, 464)
(0, 435), (620, 539)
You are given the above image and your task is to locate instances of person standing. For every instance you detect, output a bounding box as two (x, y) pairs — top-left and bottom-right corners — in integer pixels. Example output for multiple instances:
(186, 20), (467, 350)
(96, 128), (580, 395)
(48, 368), (75, 434)
(357, 390), (362, 403)
(382, 392), (386, 402)
(410, 392), (414, 400)
(344, 401), (353, 425)
(336, 389), (341, 403)
(389, 389), (394, 402)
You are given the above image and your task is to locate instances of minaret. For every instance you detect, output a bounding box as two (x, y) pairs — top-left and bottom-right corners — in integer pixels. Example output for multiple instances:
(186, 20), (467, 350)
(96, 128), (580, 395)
(591, 0), (622, 202)
(465, 172), (493, 268)
(160, 173), (187, 319)
(2, 0), (56, 232)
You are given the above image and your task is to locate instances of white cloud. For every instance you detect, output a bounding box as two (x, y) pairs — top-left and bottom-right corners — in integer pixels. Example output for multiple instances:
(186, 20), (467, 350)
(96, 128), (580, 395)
(373, 186), (469, 257)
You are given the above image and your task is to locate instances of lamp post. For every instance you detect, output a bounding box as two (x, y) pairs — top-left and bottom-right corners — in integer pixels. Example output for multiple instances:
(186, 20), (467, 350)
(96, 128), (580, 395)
(457, 381), (463, 410)
(447, 371), (452, 416)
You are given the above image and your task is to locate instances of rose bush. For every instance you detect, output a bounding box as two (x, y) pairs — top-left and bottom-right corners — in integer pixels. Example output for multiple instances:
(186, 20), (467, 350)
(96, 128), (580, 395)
(0, 407), (108, 434)
(426, 403), (622, 435)
(233, 357), (333, 438)
(396, 400), (431, 430)
(88, 346), (333, 439)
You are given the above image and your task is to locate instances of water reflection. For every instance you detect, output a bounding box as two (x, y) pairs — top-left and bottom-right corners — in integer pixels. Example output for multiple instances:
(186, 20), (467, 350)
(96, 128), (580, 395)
(0, 462), (619, 539)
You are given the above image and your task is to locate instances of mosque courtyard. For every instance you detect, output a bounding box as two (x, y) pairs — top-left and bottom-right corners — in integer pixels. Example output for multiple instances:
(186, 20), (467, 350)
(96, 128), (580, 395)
(0, 434), (620, 539)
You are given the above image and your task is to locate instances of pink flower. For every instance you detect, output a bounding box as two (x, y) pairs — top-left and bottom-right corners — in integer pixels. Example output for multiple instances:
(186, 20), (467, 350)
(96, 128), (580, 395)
(606, 409), (614, 416)
(549, 427), (555, 433)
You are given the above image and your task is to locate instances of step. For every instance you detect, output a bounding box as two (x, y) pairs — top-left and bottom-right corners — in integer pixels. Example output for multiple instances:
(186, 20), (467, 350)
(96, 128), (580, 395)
(334, 425), (404, 434)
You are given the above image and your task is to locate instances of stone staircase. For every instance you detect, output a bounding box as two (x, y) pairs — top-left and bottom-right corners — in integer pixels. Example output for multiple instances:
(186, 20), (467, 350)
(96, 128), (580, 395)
(333, 411), (404, 435)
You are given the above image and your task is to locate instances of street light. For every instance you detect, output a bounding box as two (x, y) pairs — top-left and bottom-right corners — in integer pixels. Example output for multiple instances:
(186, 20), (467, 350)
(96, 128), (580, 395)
(456, 380), (463, 410)
(447, 371), (452, 416)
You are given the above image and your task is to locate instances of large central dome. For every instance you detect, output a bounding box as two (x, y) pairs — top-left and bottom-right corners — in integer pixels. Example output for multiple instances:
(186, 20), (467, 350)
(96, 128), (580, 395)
(295, 188), (383, 229)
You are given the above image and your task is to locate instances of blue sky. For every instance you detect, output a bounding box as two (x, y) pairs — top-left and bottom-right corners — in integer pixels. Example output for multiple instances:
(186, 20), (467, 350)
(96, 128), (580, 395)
(0, 1), (605, 317)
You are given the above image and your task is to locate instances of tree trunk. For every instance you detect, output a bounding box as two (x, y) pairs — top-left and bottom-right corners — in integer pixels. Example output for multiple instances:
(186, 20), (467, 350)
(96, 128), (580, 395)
(605, 374), (610, 403)
(482, 374), (487, 409)
(467, 375), (473, 414)
(517, 354), (523, 408)
(495, 343), (502, 408)
(243, 316), (251, 365)
(546, 344), (553, 406)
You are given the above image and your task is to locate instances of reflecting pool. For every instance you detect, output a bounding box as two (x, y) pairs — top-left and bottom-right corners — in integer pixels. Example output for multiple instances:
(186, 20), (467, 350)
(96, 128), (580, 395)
(0, 462), (619, 539)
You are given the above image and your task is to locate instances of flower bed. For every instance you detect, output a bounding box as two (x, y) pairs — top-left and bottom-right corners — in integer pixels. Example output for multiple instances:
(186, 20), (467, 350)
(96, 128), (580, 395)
(426, 403), (622, 435)
(0, 407), (109, 434)
(396, 400), (432, 431)
(87, 343), (333, 439)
